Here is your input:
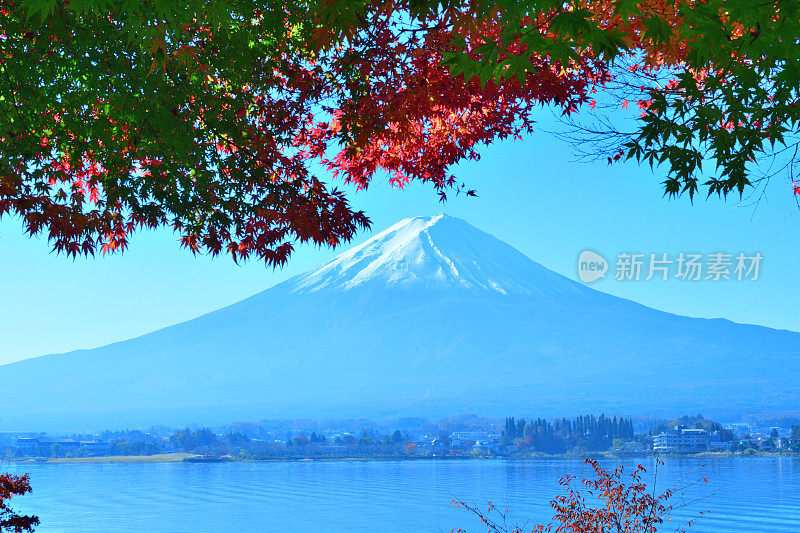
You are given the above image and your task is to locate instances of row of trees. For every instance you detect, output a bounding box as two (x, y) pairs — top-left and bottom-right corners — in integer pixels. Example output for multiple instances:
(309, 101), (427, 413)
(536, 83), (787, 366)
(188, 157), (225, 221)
(22, 440), (161, 459)
(164, 427), (413, 458)
(501, 414), (635, 453)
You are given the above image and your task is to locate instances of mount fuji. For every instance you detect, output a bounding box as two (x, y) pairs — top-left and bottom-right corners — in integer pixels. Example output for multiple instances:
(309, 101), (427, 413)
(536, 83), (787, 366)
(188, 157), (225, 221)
(1, 214), (798, 431)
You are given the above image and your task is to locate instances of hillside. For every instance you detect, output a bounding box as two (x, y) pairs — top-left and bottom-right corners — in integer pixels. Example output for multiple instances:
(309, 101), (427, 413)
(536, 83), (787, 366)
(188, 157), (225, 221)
(0, 215), (797, 431)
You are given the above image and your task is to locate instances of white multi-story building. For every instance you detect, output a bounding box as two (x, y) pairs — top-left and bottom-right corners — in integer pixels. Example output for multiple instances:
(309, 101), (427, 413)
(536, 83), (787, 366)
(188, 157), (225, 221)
(653, 428), (710, 453)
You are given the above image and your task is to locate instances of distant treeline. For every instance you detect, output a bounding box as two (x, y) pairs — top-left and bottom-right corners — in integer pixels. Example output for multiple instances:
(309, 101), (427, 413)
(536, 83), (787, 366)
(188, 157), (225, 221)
(169, 427), (414, 459)
(501, 414), (636, 454)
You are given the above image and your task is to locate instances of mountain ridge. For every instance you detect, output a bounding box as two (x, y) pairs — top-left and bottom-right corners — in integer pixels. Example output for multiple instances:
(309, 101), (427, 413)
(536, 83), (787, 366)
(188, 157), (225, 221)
(1, 215), (797, 431)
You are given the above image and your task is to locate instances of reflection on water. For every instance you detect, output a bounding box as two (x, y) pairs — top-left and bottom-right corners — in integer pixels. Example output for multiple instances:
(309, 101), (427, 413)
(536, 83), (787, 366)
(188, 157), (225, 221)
(7, 457), (800, 532)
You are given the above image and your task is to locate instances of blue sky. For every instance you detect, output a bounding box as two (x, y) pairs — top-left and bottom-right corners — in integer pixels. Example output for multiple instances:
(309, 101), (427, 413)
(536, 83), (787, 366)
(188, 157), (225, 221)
(1, 120), (798, 365)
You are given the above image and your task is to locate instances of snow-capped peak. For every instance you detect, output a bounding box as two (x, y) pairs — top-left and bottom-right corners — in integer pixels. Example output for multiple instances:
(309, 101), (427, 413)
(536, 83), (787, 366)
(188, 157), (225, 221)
(290, 214), (584, 296)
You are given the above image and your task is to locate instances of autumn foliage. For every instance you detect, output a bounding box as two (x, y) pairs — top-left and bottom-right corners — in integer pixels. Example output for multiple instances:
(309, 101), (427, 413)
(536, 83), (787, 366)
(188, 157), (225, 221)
(452, 458), (709, 533)
(0, 473), (38, 533)
(0, 0), (620, 265)
(2, 1), (798, 265)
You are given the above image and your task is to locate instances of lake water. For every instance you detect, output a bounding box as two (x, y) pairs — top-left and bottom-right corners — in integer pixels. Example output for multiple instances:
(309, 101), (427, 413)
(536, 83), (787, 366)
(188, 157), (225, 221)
(6, 457), (799, 532)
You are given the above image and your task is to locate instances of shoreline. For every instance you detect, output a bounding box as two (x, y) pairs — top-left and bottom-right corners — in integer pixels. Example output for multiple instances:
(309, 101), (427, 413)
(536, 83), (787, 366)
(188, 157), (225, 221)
(9, 451), (798, 465)
(27, 453), (198, 464)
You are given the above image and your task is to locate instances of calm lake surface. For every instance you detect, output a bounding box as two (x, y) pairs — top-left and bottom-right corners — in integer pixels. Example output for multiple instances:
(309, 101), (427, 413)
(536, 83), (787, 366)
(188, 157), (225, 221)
(7, 457), (799, 532)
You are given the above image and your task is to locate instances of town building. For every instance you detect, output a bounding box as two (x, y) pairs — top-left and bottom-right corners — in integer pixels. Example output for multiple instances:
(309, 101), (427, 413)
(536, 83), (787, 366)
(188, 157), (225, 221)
(451, 431), (497, 442)
(708, 439), (731, 451)
(653, 428), (710, 453)
(14, 437), (111, 456)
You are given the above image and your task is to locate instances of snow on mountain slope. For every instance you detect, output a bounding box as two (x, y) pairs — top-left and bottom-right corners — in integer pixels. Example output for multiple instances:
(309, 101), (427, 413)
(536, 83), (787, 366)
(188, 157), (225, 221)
(0, 215), (797, 431)
(291, 214), (586, 297)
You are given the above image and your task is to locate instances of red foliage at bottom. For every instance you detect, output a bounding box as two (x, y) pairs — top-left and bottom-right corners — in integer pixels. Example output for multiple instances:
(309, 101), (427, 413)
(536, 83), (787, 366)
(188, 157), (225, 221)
(0, 474), (38, 532)
(452, 457), (709, 533)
